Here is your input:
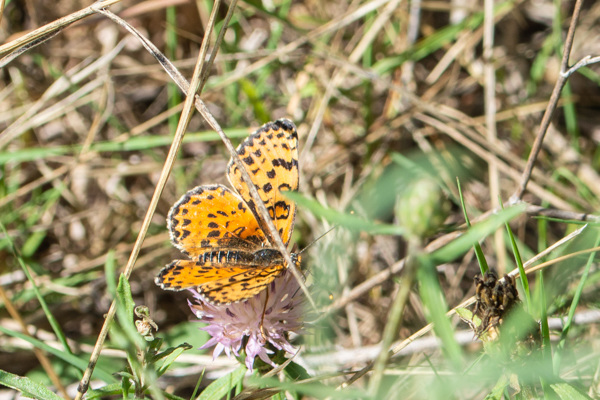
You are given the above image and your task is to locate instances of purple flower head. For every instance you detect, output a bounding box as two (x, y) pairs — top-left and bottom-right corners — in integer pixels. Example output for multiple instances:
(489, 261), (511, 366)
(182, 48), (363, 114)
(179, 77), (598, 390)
(188, 270), (305, 371)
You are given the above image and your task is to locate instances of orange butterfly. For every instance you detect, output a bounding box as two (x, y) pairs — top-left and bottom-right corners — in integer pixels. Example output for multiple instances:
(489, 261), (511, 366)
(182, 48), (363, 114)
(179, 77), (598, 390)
(155, 119), (300, 305)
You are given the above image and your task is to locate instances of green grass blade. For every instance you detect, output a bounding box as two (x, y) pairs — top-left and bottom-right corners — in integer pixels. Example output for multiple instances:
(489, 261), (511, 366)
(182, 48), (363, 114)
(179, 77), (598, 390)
(115, 273), (143, 348)
(0, 369), (63, 400)
(538, 271), (553, 396)
(431, 204), (526, 264)
(0, 325), (116, 384)
(156, 343), (193, 377)
(550, 382), (594, 400)
(373, 0), (514, 74)
(505, 220), (531, 308)
(198, 365), (247, 400)
(552, 231), (600, 373)
(248, 375), (368, 399)
(285, 191), (405, 236)
(0, 129), (249, 166)
(417, 254), (464, 369)
(457, 178), (488, 274)
(0, 222), (73, 355)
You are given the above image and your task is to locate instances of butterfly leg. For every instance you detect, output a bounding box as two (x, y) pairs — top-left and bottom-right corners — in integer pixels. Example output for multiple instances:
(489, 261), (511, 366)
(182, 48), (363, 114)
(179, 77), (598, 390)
(259, 287), (270, 342)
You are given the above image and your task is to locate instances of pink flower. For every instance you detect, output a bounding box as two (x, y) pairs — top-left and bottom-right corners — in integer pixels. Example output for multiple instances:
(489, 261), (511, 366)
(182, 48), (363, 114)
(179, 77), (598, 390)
(187, 271), (305, 371)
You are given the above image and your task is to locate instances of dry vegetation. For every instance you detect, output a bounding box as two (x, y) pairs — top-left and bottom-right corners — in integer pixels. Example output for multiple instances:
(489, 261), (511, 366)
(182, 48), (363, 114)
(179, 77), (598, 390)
(1, 0), (600, 398)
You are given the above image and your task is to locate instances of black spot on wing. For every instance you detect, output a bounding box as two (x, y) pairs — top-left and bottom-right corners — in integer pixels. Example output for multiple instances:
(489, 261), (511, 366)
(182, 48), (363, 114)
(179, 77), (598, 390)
(272, 158), (296, 171)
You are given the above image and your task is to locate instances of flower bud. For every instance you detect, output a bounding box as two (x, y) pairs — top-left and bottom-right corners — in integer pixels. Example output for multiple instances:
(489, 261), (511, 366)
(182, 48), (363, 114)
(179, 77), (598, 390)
(395, 177), (449, 240)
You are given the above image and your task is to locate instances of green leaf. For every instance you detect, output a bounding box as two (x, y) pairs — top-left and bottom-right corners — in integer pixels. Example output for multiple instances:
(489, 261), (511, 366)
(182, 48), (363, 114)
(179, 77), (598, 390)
(484, 374), (509, 400)
(104, 251), (118, 298)
(156, 343), (194, 376)
(86, 383), (124, 399)
(247, 375), (368, 399)
(283, 360), (312, 381)
(551, 382), (594, 400)
(0, 370), (64, 400)
(455, 307), (478, 326)
(417, 255), (463, 369)
(198, 365), (247, 400)
(116, 273), (135, 325)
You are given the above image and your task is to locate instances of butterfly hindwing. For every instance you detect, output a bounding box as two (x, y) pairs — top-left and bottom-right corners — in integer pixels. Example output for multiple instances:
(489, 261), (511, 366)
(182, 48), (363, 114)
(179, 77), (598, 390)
(155, 257), (285, 304)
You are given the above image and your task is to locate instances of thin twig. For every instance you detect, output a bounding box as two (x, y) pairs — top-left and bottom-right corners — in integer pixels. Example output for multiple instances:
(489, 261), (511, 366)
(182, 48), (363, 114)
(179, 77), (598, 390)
(0, 41), (126, 149)
(511, 0), (584, 200)
(0, 0), (123, 58)
(561, 55), (600, 78)
(0, 29), (63, 68)
(483, 0), (505, 272)
(74, 3), (223, 398)
(199, 0), (239, 91)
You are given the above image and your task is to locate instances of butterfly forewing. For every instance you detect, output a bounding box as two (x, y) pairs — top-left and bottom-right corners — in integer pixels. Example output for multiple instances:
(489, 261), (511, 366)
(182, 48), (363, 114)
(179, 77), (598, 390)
(227, 119), (299, 246)
(167, 184), (266, 258)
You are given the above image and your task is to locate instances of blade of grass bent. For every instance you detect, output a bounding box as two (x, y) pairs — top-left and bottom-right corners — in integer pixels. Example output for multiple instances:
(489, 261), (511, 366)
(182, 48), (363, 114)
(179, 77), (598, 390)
(0, 223), (72, 355)
(505, 221), (531, 308)
(432, 204), (525, 264)
(457, 177), (489, 274)
(0, 325), (115, 384)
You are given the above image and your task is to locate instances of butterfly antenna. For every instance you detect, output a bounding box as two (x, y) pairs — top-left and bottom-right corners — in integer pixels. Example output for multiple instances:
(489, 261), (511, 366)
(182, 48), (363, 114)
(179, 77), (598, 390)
(297, 225), (337, 255)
